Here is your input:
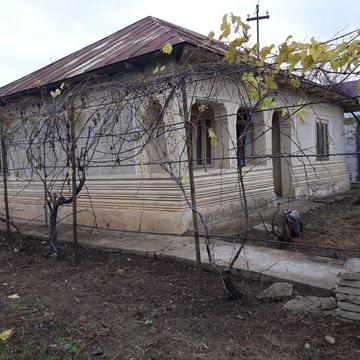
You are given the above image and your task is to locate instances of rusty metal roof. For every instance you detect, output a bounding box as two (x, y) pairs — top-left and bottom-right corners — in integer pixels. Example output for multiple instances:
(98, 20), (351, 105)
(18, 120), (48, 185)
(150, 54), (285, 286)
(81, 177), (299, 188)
(0, 16), (225, 99)
(335, 80), (360, 99)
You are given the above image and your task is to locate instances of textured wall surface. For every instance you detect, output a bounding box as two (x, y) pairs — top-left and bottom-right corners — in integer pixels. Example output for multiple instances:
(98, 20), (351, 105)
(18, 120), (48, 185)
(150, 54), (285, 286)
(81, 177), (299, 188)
(344, 122), (358, 181)
(0, 74), (351, 233)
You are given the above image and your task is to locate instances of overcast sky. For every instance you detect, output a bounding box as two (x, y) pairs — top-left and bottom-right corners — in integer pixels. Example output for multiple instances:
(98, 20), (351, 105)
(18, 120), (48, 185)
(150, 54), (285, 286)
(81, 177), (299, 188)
(0, 0), (358, 87)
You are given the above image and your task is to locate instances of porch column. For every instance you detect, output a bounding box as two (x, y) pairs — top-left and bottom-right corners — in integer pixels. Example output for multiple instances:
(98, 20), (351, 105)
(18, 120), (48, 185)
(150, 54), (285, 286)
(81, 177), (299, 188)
(223, 102), (239, 168)
(163, 98), (187, 177)
(262, 109), (274, 167)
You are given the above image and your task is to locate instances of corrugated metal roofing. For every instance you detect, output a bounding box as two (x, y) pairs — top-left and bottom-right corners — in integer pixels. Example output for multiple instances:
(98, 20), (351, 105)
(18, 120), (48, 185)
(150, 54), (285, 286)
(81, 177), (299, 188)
(335, 80), (360, 99)
(0, 16), (225, 99)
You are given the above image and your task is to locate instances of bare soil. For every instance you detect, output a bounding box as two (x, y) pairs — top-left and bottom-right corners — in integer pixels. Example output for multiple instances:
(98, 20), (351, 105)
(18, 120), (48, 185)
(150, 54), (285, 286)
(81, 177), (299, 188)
(300, 191), (360, 251)
(217, 190), (360, 260)
(1, 243), (360, 360)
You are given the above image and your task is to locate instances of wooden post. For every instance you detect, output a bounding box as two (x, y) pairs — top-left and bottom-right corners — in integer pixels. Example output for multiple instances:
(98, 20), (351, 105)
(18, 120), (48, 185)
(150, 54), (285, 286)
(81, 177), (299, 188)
(181, 85), (203, 291)
(0, 118), (11, 241)
(69, 101), (79, 263)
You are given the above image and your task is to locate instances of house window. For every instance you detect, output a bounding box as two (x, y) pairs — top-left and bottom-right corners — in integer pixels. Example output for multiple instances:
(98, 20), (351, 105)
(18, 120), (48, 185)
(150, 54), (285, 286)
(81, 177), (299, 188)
(237, 110), (253, 167)
(316, 121), (329, 160)
(191, 104), (214, 167)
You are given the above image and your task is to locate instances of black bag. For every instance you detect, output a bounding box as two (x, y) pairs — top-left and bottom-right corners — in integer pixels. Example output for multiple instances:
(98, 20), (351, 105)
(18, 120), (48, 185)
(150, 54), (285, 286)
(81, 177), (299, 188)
(282, 209), (303, 238)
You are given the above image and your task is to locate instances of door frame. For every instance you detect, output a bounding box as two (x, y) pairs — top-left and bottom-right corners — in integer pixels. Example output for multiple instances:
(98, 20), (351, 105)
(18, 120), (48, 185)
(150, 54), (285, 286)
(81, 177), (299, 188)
(271, 111), (293, 198)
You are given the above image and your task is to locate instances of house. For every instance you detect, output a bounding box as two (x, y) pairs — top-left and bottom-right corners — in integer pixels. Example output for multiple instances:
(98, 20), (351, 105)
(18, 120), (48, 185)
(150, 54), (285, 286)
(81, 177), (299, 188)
(0, 16), (358, 234)
(344, 119), (359, 182)
(337, 80), (360, 182)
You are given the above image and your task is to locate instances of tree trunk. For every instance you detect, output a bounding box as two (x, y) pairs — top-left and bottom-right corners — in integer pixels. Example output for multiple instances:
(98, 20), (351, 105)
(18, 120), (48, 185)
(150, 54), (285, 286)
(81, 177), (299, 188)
(0, 119), (11, 245)
(222, 271), (242, 300)
(48, 205), (64, 259)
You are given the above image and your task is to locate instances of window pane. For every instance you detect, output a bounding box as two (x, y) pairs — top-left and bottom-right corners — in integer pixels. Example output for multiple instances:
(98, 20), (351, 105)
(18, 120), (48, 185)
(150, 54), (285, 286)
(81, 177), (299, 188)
(324, 124), (329, 157)
(316, 122), (329, 160)
(244, 132), (252, 158)
(316, 122), (320, 155)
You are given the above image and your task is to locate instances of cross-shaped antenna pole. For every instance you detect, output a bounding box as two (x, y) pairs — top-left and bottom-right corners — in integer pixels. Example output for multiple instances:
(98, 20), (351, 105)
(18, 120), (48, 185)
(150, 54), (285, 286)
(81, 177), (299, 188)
(247, 4), (270, 56)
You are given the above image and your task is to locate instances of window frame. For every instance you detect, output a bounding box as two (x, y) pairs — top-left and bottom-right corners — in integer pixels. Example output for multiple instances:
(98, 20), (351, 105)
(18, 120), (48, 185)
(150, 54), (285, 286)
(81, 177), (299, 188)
(191, 105), (214, 168)
(316, 120), (330, 161)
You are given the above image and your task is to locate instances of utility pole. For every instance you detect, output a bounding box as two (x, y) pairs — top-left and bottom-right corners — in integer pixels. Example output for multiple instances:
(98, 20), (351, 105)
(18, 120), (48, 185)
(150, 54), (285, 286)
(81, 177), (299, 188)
(247, 2), (270, 57)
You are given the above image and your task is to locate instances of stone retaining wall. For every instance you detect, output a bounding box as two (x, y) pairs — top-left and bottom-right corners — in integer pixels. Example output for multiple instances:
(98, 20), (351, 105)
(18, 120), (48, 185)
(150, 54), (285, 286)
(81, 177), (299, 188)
(336, 258), (360, 322)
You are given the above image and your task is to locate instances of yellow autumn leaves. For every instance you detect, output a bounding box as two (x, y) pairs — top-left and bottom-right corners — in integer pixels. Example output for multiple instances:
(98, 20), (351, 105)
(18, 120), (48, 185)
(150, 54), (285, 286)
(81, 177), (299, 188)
(50, 82), (65, 98)
(0, 328), (14, 342)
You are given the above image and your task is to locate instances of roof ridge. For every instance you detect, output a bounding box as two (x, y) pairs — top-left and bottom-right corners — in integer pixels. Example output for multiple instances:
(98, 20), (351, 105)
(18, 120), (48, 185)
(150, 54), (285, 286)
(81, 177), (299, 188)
(150, 17), (211, 45)
(148, 16), (188, 43)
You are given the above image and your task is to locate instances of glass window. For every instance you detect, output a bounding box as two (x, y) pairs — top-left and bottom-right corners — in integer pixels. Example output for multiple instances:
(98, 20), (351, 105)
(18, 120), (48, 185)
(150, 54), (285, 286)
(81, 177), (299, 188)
(316, 121), (329, 160)
(191, 104), (214, 167)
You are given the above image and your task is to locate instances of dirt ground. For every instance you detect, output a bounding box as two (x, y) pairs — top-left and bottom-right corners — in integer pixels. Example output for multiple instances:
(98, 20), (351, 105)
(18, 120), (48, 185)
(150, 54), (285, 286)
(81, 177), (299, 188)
(300, 191), (360, 251)
(0, 244), (359, 360)
(216, 189), (360, 259)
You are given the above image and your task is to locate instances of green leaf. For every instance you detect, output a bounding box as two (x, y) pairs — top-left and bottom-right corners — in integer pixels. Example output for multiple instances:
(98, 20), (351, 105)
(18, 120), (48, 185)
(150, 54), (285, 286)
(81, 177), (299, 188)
(295, 101), (309, 124)
(301, 55), (314, 73)
(208, 128), (217, 146)
(291, 78), (301, 89)
(162, 43), (173, 55)
(288, 53), (302, 72)
(281, 108), (289, 117)
(248, 89), (260, 101)
(298, 116), (308, 125)
(57, 337), (79, 354)
(208, 31), (215, 40)
(230, 13), (240, 25)
(264, 75), (278, 90)
(74, 112), (82, 129)
(181, 176), (189, 184)
(261, 97), (276, 109)
(224, 46), (238, 63)
(259, 44), (274, 60)
(232, 36), (248, 48)
(219, 14), (231, 40)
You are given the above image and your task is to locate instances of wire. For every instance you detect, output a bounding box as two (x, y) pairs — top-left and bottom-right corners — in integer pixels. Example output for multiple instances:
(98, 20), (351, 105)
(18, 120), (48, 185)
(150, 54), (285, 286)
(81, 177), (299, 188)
(4, 152), (359, 172)
(6, 214), (360, 255)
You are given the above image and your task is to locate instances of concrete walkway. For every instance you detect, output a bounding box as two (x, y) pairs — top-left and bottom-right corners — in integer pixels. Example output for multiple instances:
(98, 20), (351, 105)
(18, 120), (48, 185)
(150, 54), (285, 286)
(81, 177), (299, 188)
(3, 222), (344, 290)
